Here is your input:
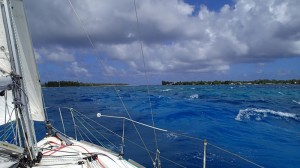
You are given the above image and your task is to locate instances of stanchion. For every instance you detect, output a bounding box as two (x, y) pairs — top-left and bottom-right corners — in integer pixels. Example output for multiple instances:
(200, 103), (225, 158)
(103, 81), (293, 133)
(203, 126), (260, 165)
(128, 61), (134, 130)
(203, 139), (207, 168)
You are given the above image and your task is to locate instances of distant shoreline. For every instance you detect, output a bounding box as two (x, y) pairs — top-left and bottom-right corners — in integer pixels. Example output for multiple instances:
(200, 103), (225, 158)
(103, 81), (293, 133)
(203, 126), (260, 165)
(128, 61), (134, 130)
(162, 79), (300, 85)
(42, 81), (128, 87)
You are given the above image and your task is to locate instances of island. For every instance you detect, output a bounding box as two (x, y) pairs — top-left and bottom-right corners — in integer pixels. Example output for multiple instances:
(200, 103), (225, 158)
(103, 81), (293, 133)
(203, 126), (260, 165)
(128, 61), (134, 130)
(43, 81), (128, 87)
(162, 79), (300, 85)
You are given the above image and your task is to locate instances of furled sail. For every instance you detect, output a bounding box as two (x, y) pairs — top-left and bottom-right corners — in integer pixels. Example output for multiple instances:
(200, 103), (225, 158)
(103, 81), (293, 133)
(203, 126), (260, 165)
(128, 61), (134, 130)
(0, 6), (15, 125)
(0, 0), (45, 125)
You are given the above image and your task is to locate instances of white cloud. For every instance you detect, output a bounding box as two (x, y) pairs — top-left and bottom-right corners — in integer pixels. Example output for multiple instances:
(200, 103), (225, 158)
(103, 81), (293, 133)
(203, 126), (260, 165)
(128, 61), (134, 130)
(36, 47), (74, 62)
(103, 65), (126, 76)
(66, 62), (90, 77)
(26, 0), (300, 75)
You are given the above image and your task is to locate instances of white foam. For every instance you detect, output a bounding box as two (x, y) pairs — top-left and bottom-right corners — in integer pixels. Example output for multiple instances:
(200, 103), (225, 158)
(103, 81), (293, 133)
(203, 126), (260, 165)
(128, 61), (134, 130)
(278, 92), (284, 95)
(166, 133), (178, 140)
(235, 108), (300, 121)
(189, 94), (199, 99)
(161, 89), (172, 92)
(292, 100), (300, 105)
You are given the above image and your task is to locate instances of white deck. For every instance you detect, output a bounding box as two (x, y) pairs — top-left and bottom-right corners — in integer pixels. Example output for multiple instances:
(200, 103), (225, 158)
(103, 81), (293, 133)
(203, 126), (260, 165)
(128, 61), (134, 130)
(36, 136), (141, 168)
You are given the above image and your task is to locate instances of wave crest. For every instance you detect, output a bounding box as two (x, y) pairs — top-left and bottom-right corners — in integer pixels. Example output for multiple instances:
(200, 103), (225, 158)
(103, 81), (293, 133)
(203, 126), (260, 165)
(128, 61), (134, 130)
(161, 89), (172, 92)
(235, 108), (300, 121)
(292, 100), (300, 105)
(189, 94), (199, 99)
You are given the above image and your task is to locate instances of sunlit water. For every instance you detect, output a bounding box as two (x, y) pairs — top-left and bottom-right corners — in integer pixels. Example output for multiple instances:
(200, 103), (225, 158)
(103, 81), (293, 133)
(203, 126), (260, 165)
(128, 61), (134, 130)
(35, 85), (300, 167)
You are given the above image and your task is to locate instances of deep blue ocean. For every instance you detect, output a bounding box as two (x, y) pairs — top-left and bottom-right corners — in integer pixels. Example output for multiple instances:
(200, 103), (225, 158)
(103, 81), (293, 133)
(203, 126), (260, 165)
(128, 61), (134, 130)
(36, 85), (300, 168)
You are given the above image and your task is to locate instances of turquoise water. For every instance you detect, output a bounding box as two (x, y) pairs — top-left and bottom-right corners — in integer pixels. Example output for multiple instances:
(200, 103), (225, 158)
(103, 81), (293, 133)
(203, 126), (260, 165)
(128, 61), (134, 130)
(39, 85), (300, 167)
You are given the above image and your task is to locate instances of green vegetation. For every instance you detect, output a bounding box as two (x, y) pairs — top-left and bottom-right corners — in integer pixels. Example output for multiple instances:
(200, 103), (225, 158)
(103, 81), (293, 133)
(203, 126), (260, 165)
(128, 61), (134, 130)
(43, 81), (127, 87)
(162, 79), (300, 85)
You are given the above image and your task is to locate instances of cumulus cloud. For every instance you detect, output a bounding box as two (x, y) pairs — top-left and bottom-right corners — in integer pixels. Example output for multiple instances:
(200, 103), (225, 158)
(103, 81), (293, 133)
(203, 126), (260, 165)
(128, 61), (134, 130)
(36, 47), (74, 62)
(25, 0), (300, 78)
(66, 62), (90, 77)
(103, 65), (126, 76)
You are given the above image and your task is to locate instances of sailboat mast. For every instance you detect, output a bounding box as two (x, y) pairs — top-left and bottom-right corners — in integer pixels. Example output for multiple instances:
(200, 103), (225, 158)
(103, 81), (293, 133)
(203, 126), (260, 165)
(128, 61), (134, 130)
(1, 0), (38, 163)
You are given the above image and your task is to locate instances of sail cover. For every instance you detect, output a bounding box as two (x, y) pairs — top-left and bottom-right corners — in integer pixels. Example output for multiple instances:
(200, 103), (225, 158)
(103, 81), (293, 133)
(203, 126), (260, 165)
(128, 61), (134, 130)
(0, 0), (45, 125)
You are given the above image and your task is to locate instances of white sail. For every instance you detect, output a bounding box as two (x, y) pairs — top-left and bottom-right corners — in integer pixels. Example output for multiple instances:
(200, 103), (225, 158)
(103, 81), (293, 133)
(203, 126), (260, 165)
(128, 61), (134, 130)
(0, 5), (15, 125)
(10, 0), (45, 121)
(0, 0), (45, 124)
(0, 9), (11, 76)
(0, 90), (15, 125)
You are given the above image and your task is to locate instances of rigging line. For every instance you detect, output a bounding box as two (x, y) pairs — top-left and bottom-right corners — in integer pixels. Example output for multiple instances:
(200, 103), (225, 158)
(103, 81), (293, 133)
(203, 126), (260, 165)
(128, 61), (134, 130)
(124, 136), (186, 168)
(3, 90), (8, 140)
(15, 107), (22, 146)
(73, 113), (106, 148)
(70, 108), (78, 140)
(72, 110), (185, 168)
(13, 83), (29, 105)
(168, 131), (264, 167)
(0, 124), (12, 139)
(73, 112), (118, 150)
(4, 125), (14, 139)
(78, 110), (263, 168)
(9, 113), (17, 142)
(98, 114), (167, 132)
(74, 111), (159, 164)
(19, 119), (34, 160)
(58, 107), (66, 135)
(73, 108), (262, 167)
(112, 86), (155, 162)
(168, 130), (264, 168)
(77, 126), (93, 143)
(6, 119), (16, 142)
(132, 0), (159, 152)
(73, 110), (122, 139)
(3, 93), (17, 142)
(67, 0), (94, 48)
(0, 121), (15, 139)
(170, 132), (204, 142)
(4, 97), (17, 141)
(119, 159), (130, 168)
(66, 0), (154, 162)
(77, 126), (85, 141)
(208, 142), (264, 168)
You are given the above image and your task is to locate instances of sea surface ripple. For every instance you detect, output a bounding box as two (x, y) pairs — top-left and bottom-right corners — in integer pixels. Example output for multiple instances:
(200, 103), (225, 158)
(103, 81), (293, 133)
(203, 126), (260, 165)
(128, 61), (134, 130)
(39, 85), (300, 168)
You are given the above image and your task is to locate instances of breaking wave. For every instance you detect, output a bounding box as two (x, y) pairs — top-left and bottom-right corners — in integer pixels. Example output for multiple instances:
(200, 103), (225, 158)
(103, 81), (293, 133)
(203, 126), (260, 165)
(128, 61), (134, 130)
(161, 89), (172, 92)
(235, 108), (300, 121)
(189, 94), (199, 99)
(292, 100), (300, 105)
(278, 92), (284, 95)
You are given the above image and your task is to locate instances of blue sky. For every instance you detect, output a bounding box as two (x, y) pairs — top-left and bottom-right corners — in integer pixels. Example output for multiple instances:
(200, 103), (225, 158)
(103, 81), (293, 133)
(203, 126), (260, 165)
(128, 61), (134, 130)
(24, 0), (300, 85)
